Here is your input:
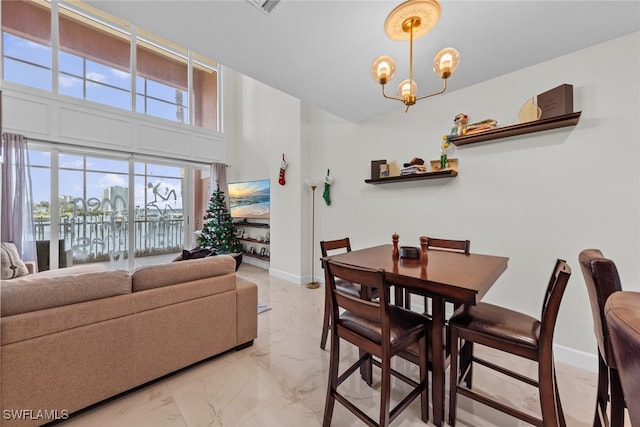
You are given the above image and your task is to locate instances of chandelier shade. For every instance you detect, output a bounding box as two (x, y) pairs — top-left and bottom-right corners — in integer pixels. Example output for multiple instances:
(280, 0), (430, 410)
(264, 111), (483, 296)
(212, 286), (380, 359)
(371, 0), (460, 112)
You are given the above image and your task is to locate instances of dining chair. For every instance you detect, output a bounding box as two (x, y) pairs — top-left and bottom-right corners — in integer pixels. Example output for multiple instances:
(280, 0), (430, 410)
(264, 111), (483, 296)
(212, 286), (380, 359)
(319, 238), (378, 350)
(604, 291), (640, 427)
(578, 249), (625, 427)
(322, 259), (430, 427)
(448, 259), (572, 427)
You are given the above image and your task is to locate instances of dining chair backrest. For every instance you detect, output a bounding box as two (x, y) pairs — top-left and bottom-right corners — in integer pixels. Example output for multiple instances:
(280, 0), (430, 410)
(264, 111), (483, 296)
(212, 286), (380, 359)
(539, 259), (572, 351)
(325, 259), (388, 327)
(320, 238), (352, 258)
(427, 237), (470, 254)
(578, 249), (622, 366)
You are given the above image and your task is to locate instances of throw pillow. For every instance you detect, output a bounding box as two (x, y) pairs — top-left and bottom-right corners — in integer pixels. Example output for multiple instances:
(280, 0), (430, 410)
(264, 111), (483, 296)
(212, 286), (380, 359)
(176, 247), (216, 261)
(1, 242), (30, 279)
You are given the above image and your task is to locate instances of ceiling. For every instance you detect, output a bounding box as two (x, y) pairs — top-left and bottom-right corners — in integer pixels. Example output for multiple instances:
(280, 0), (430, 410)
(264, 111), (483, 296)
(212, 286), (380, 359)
(89, 1), (640, 123)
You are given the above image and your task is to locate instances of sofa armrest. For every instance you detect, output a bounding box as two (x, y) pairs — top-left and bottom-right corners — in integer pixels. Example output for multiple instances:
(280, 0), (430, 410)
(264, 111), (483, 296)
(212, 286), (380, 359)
(24, 260), (36, 274)
(236, 276), (258, 346)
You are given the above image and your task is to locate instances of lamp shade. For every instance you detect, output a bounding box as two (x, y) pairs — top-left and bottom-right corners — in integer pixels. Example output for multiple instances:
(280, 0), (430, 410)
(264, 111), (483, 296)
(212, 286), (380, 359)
(371, 55), (396, 84)
(397, 79), (417, 100)
(433, 47), (460, 79)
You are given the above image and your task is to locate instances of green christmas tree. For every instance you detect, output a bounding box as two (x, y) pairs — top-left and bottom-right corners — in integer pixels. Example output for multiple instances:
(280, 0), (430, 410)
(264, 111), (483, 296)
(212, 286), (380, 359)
(197, 185), (242, 254)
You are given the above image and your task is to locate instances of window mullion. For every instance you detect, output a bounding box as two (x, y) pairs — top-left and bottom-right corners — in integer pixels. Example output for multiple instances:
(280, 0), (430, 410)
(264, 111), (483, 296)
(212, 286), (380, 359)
(51, 1), (59, 94)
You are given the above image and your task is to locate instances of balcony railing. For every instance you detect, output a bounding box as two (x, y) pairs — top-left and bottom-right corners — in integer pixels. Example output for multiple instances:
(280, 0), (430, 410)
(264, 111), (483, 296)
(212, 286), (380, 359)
(34, 216), (184, 264)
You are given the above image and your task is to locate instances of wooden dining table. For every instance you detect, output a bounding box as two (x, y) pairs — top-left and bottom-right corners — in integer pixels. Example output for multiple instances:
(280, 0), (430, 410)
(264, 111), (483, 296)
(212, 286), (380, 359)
(326, 244), (509, 427)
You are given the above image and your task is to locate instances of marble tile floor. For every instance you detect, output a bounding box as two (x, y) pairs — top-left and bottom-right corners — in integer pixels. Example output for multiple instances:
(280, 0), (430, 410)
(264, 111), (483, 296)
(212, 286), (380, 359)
(55, 262), (629, 427)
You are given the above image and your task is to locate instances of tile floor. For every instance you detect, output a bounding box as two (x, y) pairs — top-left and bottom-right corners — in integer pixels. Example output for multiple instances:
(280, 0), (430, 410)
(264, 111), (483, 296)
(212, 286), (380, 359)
(56, 262), (628, 427)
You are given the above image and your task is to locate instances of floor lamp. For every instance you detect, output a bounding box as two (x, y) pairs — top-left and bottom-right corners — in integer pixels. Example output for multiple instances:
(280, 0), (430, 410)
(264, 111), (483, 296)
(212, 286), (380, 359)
(307, 180), (320, 289)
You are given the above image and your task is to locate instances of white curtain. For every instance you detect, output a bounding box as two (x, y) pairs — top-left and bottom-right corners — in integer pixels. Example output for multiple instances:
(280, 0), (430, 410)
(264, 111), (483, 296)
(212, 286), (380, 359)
(210, 162), (228, 208)
(1, 133), (37, 264)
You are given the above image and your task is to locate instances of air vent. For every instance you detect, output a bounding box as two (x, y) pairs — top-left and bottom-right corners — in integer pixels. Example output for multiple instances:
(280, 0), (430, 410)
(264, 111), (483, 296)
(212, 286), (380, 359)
(247, 0), (281, 15)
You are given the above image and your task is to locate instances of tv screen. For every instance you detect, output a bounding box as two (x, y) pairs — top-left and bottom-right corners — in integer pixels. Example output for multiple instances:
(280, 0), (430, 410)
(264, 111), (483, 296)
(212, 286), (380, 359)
(228, 179), (270, 219)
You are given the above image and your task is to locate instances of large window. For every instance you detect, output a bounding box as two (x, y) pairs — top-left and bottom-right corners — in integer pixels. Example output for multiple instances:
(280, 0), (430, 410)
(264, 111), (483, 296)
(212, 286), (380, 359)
(1, 0), (220, 131)
(28, 145), (209, 270)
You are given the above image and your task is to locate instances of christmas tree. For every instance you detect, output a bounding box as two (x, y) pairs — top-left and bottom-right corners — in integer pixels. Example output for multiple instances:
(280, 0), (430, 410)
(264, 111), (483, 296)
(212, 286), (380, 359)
(197, 185), (242, 254)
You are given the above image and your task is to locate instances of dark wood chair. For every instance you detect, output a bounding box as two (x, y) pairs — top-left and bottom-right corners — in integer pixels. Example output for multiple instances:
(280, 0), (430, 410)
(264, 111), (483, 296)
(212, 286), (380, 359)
(322, 259), (430, 427)
(604, 291), (640, 427)
(403, 237), (470, 313)
(448, 259), (571, 427)
(578, 249), (625, 427)
(319, 238), (378, 349)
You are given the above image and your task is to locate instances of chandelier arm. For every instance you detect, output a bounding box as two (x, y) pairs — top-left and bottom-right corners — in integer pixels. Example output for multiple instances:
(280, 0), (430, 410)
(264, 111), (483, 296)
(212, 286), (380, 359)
(414, 78), (448, 101)
(381, 84), (404, 102)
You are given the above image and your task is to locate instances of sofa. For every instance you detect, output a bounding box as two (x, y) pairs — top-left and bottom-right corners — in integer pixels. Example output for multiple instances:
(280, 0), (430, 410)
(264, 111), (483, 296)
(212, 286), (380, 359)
(0, 255), (258, 426)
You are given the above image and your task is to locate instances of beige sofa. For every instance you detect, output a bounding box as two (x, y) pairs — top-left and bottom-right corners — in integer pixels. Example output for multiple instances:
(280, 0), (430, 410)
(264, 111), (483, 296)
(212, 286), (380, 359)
(0, 255), (258, 426)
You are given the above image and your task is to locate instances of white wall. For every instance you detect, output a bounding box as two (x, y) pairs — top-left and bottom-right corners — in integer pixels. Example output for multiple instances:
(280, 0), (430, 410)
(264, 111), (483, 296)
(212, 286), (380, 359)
(302, 32), (640, 367)
(223, 70), (305, 282)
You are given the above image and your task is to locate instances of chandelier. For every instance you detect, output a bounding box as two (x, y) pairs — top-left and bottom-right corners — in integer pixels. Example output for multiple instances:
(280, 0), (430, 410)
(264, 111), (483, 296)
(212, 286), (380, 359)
(371, 0), (460, 112)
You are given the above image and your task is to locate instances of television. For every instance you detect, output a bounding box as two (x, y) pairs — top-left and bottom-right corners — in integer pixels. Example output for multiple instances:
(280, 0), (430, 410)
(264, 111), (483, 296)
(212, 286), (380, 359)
(228, 179), (270, 219)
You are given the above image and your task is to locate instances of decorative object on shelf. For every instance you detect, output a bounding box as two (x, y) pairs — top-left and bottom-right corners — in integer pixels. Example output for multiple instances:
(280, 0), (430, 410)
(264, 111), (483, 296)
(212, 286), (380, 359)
(197, 183), (243, 256)
(371, 159), (387, 179)
(371, 0), (460, 112)
(306, 178), (321, 289)
(260, 247), (266, 257)
(323, 169), (333, 206)
(279, 153), (288, 185)
(464, 118), (498, 135)
(401, 157), (426, 175)
(537, 84), (573, 119)
(430, 158), (458, 172)
(440, 136), (450, 169)
(249, 246), (255, 254)
(518, 97), (542, 123)
(399, 246), (419, 259)
(452, 113), (468, 136)
(265, 231), (270, 242)
(235, 228), (244, 238)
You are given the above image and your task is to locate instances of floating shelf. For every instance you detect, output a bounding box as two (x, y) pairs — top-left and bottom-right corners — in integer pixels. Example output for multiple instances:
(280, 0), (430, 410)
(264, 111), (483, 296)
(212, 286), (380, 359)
(365, 169), (458, 184)
(450, 112), (581, 146)
(233, 222), (269, 229)
(243, 252), (270, 262)
(239, 237), (269, 245)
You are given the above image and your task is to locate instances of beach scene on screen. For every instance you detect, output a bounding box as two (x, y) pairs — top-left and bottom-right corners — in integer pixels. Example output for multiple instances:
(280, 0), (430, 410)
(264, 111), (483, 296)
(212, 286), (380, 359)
(228, 179), (270, 219)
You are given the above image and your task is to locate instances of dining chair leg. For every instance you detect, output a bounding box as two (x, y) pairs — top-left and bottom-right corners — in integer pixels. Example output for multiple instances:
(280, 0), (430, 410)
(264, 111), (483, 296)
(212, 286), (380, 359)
(610, 367), (625, 427)
(380, 354), (392, 427)
(460, 340), (473, 389)
(553, 366), (566, 427)
(323, 334), (340, 427)
(320, 286), (331, 349)
(538, 356), (561, 427)
(448, 328), (460, 427)
(593, 354), (608, 427)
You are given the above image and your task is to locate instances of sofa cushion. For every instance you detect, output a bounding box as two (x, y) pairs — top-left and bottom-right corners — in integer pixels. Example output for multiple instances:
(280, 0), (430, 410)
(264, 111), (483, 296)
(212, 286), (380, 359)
(132, 255), (236, 292)
(1, 269), (132, 317)
(1, 242), (29, 279)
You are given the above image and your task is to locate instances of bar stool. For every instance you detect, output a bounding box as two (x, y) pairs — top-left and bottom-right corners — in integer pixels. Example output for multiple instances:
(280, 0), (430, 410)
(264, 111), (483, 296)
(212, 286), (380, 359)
(604, 291), (640, 427)
(448, 259), (571, 427)
(578, 249), (625, 427)
(322, 259), (430, 427)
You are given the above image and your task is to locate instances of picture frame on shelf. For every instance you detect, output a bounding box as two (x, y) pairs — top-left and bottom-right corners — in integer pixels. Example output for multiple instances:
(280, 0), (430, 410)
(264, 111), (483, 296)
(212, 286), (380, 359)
(249, 246), (255, 254)
(235, 229), (244, 238)
(259, 247), (266, 256)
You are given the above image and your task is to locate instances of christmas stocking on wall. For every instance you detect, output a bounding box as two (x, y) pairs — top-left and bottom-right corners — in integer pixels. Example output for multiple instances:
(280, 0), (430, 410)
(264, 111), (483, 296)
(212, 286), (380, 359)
(323, 169), (333, 206)
(279, 154), (288, 186)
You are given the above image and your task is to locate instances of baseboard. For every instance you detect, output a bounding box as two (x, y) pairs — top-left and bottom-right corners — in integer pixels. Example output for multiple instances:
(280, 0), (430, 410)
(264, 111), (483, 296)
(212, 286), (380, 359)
(553, 343), (597, 373)
(268, 267), (302, 284)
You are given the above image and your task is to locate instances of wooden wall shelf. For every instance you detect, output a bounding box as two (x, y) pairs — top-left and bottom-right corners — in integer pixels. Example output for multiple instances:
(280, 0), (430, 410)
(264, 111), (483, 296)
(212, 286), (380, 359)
(365, 169), (457, 184)
(450, 112), (581, 146)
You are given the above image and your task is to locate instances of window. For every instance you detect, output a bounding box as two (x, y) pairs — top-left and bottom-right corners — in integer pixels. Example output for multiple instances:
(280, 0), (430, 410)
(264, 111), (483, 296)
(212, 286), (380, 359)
(28, 146), (202, 270)
(1, 0), (220, 131)
(2, 1), (52, 91)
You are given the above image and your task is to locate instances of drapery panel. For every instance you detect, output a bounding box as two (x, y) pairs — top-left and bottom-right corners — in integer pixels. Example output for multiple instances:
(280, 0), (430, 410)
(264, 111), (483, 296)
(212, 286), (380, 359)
(210, 162), (228, 208)
(1, 133), (37, 263)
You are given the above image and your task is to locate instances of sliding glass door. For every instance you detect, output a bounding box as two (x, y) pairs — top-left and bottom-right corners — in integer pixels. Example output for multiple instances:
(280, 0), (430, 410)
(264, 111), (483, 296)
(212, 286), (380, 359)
(29, 145), (202, 270)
